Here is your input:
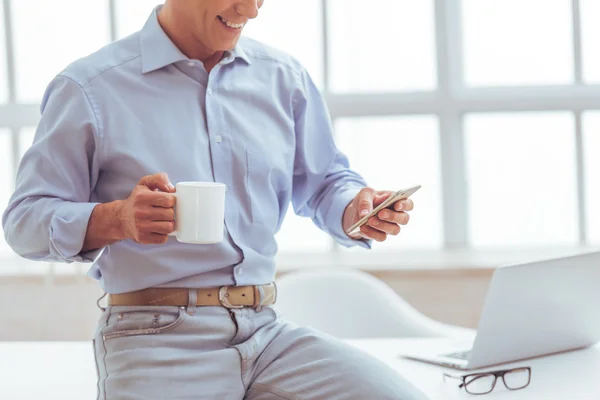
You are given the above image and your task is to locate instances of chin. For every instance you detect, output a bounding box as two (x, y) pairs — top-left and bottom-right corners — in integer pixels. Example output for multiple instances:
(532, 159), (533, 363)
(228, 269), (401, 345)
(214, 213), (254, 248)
(218, 38), (240, 51)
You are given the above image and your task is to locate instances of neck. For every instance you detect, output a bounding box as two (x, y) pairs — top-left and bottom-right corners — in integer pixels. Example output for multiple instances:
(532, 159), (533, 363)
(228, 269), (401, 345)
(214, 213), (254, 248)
(157, 4), (224, 72)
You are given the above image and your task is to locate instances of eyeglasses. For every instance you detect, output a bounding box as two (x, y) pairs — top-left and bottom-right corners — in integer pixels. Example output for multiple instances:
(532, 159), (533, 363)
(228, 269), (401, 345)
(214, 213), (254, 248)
(443, 367), (531, 395)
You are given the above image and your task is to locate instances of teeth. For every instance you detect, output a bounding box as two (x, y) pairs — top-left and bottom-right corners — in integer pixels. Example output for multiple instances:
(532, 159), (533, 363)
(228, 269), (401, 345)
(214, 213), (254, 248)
(220, 16), (244, 29)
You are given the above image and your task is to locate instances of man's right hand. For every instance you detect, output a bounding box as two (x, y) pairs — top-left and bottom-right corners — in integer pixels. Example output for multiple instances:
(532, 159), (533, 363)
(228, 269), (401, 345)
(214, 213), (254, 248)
(117, 173), (177, 244)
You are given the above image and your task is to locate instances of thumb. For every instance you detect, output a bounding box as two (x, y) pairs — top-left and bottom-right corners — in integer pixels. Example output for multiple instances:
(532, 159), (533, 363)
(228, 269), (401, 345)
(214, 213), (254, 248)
(357, 188), (375, 218)
(139, 173), (175, 192)
(373, 191), (392, 207)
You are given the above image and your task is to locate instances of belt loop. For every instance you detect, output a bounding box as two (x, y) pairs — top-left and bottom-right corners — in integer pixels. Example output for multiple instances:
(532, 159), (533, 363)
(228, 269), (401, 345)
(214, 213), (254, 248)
(255, 285), (265, 312)
(187, 289), (197, 316)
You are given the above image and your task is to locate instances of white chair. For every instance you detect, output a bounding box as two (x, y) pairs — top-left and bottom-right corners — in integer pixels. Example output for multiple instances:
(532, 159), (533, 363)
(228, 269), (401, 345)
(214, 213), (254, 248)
(274, 268), (475, 339)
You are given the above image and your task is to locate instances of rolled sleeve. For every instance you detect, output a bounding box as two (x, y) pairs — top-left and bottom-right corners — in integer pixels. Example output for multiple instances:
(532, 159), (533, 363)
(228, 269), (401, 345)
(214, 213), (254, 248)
(49, 202), (102, 262)
(323, 187), (372, 249)
(2, 74), (102, 263)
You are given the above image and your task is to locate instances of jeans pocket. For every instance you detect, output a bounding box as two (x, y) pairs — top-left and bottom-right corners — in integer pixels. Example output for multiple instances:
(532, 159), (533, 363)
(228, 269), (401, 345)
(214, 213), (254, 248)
(101, 306), (186, 341)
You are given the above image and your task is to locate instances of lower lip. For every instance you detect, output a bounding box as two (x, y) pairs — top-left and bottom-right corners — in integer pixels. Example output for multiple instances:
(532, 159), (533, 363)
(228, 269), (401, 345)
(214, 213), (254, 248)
(218, 17), (243, 34)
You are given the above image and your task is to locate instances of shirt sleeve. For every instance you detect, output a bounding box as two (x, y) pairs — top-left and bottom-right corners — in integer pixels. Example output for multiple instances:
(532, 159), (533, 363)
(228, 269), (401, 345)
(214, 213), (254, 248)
(291, 67), (371, 249)
(1, 75), (103, 263)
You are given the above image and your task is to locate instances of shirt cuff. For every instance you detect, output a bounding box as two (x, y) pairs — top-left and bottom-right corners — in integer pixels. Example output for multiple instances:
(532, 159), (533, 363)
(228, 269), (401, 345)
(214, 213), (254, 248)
(325, 187), (372, 249)
(49, 202), (102, 262)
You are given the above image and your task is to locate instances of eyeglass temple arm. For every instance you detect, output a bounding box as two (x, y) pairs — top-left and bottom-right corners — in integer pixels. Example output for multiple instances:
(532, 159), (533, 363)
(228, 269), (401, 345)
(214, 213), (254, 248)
(442, 373), (465, 388)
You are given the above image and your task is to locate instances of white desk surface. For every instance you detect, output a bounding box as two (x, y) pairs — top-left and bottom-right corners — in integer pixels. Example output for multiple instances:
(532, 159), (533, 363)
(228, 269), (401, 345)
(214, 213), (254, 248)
(346, 338), (600, 399)
(1, 339), (599, 399)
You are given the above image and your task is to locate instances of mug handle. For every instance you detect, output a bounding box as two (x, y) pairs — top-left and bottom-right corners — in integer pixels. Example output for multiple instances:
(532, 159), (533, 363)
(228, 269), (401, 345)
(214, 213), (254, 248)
(167, 192), (177, 237)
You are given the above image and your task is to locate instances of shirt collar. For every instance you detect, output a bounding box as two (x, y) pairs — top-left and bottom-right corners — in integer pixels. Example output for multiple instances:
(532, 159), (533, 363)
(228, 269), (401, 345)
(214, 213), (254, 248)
(140, 5), (251, 74)
(228, 42), (252, 65)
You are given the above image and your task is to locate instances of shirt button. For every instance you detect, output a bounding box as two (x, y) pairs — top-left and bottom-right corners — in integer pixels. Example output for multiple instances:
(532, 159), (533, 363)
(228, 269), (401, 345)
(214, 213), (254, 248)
(237, 268), (243, 276)
(207, 88), (213, 96)
(215, 135), (223, 143)
(187, 61), (194, 67)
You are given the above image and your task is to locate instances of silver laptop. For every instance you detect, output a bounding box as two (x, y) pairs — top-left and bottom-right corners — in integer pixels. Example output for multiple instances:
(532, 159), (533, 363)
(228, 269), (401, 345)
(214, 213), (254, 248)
(401, 251), (600, 370)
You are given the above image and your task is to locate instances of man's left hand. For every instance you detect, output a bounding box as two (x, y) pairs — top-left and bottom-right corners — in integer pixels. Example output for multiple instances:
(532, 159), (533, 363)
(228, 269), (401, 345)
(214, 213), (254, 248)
(342, 187), (414, 242)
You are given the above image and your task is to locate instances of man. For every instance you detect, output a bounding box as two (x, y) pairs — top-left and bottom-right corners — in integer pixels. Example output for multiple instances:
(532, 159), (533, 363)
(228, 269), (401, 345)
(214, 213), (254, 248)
(2, 1), (427, 399)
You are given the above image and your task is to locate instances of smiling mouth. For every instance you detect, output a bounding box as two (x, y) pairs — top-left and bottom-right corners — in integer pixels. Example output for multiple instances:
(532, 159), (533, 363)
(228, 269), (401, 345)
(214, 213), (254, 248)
(217, 15), (245, 29)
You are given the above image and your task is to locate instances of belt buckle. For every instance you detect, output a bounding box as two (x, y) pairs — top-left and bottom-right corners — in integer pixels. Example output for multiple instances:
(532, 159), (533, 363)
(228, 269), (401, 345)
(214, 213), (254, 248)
(219, 286), (244, 309)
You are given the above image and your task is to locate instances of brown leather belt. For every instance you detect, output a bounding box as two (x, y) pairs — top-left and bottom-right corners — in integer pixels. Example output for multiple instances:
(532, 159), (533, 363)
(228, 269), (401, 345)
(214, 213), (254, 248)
(108, 283), (277, 309)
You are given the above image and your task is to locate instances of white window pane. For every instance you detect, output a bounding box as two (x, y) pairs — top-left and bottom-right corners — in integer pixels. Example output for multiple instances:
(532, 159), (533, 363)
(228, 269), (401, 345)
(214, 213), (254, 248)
(462, 0), (574, 86)
(583, 112), (600, 244)
(12, 0), (110, 103)
(465, 113), (578, 246)
(328, 0), (436, 93)
(335, 116), (443, 250)
(19, 127), (36, 160)
(581, 0), (600, 83)
(115, 0), (161, 39)
(276, 209), (333, 253)
(0, 3), (8, 103)
(243, 0), (323, 89)
(0, 129), (13, 255)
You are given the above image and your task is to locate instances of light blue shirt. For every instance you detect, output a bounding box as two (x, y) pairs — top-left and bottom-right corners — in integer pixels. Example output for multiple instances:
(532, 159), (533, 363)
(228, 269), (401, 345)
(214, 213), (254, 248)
(2, 7), (369, 294)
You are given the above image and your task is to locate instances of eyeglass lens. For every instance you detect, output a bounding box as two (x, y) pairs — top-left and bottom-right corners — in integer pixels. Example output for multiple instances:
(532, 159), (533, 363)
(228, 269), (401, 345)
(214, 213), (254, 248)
(464, 368), (531, 394)
(465, 374), (496, 394)
(502, 367), (531, 390)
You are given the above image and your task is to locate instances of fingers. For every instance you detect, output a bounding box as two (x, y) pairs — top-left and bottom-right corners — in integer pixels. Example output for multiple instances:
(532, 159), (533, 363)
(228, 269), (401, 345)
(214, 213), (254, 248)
(359, 224), (387, 242)
(373, 191), (392, 207)
(150, 193), (177, 208)
(394, 198), (414, 212)
(153, 207), (175, 221)
(357, 187), (376, 218)
(135, 191), (176, 208)
(149, 221), (176, 235)
(368, 217), (401, 235)
(138, 221), (175, 236)
(139, 173), (176, 193)
(377, 209), (410, 225)
(137, 232), (170, 245)
(133, 206), (175, 221)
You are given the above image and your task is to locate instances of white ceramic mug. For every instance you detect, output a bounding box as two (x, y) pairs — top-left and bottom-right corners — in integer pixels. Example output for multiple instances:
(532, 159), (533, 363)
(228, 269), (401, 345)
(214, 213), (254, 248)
(168, 182), (226, 244)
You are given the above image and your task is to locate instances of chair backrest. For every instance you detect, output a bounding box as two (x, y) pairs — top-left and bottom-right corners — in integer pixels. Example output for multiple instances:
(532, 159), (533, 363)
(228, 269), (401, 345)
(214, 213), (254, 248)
(275, 268), (473, 339)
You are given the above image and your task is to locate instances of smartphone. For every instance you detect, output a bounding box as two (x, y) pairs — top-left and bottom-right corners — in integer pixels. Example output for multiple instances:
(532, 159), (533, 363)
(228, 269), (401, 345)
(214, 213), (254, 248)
(346, 184), (421, 236)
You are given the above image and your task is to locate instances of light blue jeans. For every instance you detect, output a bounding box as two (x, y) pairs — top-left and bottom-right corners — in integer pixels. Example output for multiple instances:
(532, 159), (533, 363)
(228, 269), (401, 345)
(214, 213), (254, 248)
(93, 290), (429, 399)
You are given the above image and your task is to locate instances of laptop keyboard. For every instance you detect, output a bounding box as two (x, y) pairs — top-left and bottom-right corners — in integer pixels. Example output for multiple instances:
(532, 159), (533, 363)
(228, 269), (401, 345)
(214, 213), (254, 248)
(443, 349), (472, 360)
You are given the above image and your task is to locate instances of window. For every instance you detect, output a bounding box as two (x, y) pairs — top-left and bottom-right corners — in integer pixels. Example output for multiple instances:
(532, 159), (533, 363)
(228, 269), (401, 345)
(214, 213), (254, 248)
(580, 0), (600, 83)
(462, 0), (574, 86)
(18, 127), (35, 159)
(2, 0), (599, 277)
(465, 112), (578, 246)
(0, 126), (36, 258)
(243, 0), (323, 88)
(115, 0), (161, 39)
(11, 0), (111, 103)
(0, 2), (8, 103)
(583, 112), (600, 244)
(328, 0), (436, 93)
(0, 129), (13, 255)
(335, 116), (443, 250)
(276, 210), (332, 253)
